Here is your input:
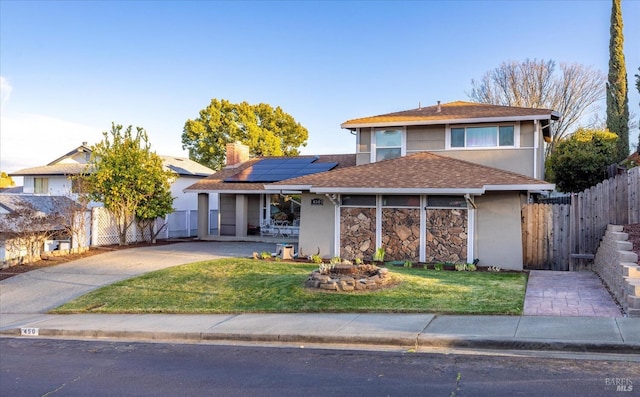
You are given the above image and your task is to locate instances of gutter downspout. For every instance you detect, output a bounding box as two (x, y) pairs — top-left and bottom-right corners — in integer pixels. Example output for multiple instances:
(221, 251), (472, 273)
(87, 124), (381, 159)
(533, 119), (539, 179)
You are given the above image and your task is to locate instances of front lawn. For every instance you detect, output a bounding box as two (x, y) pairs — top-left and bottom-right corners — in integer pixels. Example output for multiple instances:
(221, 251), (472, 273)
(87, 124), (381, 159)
(52, 258), (527, 315)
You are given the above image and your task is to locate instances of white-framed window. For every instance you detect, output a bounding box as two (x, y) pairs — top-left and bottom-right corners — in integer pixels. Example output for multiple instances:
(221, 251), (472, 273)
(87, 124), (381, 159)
(373, 128), (404, 162)
(448, 125), (517, 149)
(340, 195), (376, 207)
(34, 177), (48, 194)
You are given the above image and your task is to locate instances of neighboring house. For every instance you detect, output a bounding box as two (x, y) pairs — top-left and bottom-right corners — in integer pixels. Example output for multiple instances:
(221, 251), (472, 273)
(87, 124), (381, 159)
(7, 143), (218, 245)
(9, 143), (217, 211)
(0, 194), (76, 262)
(187, 101), (559, 270)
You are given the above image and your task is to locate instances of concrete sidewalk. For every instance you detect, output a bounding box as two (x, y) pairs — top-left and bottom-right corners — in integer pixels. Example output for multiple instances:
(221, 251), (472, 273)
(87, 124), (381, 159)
(1, 313), (639, 354)
(2, 241), (638, 355)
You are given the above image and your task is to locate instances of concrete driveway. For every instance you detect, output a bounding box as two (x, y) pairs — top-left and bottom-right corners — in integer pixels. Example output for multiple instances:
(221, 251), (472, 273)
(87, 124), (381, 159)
(0, 241), (275, 314)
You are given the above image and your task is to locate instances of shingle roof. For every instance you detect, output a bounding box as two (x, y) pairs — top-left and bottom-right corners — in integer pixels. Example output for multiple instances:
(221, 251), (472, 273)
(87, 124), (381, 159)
(0, 194), (76, 215)
(184, 154), (357, 193)
(341, 101), (560, 129)
(9, 163), (90, 176)
(268, 152), (553, 193)
(159, 156), (214, 177)
(10, 154), (213, 177)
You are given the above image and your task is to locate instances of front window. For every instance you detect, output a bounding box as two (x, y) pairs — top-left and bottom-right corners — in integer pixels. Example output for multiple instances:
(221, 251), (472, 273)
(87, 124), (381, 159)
(375, 128), (402, 161)
(450, 125), (514, 148)
(341, 195), (376, 207)
(382, 195), (420, 207)
(34, 177), (48, 194)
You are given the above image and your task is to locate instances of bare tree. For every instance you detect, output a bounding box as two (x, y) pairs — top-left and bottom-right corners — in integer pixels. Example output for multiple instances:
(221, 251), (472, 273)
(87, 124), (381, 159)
(469, 59), (606, 156)
(0, 201), (66, 264)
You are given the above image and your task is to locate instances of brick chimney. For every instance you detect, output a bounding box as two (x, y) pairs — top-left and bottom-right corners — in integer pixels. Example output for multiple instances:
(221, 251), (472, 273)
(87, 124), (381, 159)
(225, 142), (250, 167)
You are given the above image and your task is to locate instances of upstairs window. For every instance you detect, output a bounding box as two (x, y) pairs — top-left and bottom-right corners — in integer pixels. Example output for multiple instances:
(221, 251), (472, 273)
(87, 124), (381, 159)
(450, 126), (515, 148)
(375, 128), (402, 161)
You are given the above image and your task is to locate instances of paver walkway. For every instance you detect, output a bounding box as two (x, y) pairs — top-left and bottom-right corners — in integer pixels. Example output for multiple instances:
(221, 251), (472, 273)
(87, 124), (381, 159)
(523, 270), (623, 317)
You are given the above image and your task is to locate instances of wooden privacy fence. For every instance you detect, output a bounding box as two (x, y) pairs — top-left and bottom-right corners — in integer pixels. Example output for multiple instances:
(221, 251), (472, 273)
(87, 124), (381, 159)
(522, 167), (640, 270)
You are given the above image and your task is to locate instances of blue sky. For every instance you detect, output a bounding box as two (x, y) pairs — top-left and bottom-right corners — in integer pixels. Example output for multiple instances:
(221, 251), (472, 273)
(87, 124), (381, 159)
(1, 0), (639, 177)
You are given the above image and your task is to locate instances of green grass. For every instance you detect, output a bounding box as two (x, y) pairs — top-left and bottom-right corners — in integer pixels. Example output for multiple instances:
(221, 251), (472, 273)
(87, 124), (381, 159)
(52, 258), (527, 315)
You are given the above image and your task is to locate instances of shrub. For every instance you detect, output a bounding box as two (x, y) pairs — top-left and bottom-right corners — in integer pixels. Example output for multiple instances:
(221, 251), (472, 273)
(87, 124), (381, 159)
(455, 263), (467, 272)
(310, 254), (323, 264)
(260, 251), (271, 260)
(434, 263), (444, 271)
(373, 247), (385, 262)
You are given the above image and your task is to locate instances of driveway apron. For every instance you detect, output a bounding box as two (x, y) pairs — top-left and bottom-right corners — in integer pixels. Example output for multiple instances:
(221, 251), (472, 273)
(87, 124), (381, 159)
(0, 241), (274, 314)
(523, 270), (623, 317)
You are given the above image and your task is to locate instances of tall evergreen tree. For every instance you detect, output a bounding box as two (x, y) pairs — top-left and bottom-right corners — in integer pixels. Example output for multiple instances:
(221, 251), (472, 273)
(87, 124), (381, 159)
(606, 0), (630, 162)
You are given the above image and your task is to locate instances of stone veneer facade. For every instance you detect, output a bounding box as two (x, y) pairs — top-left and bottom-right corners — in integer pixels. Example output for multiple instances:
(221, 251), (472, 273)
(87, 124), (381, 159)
(340, 206), (468, 263)
(382, 208), (420, 262)
(340, 208), (376, 260)
(426, 209), (467, 263)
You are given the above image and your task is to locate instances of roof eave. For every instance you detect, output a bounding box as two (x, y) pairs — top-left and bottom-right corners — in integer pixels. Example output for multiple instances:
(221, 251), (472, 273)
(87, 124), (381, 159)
(183, 188), (285, 195)
(341, 114), (559, 130)
(310, 187), (486, 194)
(483, 184), (555, 191)
(264, 184), (312, 191)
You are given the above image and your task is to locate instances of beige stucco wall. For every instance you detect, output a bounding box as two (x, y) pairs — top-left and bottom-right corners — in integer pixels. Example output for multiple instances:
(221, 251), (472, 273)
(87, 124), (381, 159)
(439, 149), (535, 178)
(354, 121), (547, 178)
(298, 192), (336, 258)
(474, 192), (524, 270)
(219, 194), (236, 236)
(406, 125), (445, 151)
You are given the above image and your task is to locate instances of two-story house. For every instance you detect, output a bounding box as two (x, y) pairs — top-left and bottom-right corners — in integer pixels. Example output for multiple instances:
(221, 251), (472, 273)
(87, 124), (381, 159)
(187, 101), (559, 270)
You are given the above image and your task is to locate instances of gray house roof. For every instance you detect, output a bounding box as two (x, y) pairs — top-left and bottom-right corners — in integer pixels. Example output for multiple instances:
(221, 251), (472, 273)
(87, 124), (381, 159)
(10, 145), (214, 178)
(159, 156), (214, 177)
(0, 195), (76, 215)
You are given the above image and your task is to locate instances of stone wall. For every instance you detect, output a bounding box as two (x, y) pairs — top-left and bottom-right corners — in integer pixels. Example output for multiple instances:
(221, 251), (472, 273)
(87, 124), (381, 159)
(426, 209), (467, 263)
(593, 224), (640, 317)
(340, 208), (376, 260)
(382, 208), (420, 262)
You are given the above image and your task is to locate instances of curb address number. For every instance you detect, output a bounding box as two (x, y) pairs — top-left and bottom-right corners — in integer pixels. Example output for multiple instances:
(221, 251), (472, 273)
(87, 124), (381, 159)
(20, 327), (39, 336)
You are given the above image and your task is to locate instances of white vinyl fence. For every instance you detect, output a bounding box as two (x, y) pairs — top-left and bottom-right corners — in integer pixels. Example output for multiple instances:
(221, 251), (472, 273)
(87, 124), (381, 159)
(90, 207), (219, 246)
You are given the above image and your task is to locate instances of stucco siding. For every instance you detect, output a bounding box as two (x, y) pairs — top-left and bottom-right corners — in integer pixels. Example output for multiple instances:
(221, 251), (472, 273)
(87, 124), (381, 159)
(474, 192), (524, 270)
(406, 125), (445, 151)
(437, 149), (535, 178)
(356, 153), (370, 166)
(298, 193), (335, 258)
(520, 121), (534, 147)
(219, 194), (236, 236)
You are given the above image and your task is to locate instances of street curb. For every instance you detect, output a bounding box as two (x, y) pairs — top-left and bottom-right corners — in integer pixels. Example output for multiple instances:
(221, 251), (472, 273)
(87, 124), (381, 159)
(2, 328), (639, 354)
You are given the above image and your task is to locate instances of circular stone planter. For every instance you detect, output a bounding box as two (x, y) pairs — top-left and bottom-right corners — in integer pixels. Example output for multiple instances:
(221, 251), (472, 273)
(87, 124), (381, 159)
(305, 264), (391, 292)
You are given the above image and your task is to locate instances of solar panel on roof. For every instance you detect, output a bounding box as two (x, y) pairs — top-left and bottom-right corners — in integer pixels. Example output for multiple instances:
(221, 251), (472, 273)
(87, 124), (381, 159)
(224, 157), (338, 183)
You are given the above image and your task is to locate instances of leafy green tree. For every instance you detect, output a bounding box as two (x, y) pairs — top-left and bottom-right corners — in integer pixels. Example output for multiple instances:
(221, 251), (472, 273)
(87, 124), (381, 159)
(606, 0), (629, 162)
(88, 123), (175, 245)
(135, 158), (175, 244)
(182, 99), (309, 170)
(469, 59), (605, 156)
(546, 128), (618, 193)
